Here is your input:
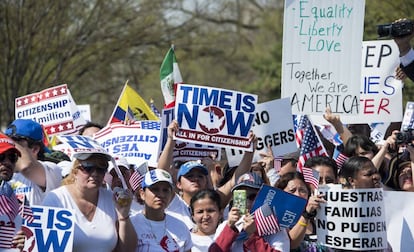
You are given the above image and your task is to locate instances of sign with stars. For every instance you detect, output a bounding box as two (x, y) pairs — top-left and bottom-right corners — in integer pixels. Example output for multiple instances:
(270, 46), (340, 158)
(14, 84), (86, 136)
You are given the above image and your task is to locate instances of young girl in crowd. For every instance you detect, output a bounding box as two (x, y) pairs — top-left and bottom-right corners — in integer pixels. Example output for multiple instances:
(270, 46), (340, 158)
(130, 168), (192, 251)
(190, 189), (223, 252)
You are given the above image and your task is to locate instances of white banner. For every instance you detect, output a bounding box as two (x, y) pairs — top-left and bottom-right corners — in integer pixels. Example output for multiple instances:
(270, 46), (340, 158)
(281, 0), (365, 115)
(316, 185), (387, 251)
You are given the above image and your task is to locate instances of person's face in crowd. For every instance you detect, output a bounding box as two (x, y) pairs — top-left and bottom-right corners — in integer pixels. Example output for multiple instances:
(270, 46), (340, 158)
(75, 156), (108, 189)
(202, 156), (223, 187)
(349, 161), (381, 189)
(314, 165), (337, 185)
(191, 196), (222, 236)
(279, 159), (297, 176)
(140, 182), (173, 211)
(284, 178), (309, 200)
(177, 169), (208, 195)
(0, 150), (18, 181)
(109, 166), (131, 190)
(355, 146), (374, 160)
(81, 126), (101, 137)
(398, 165), (413, 191)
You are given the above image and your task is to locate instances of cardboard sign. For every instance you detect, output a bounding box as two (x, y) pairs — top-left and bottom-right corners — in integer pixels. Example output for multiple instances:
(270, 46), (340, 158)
(160, 107), (221, 162)
(23, 205), (74, 252)
(15, 84), (86, 136)
(311, 40), (403, 125)
(55, 135), (109, 160)
(281, 0), (365, 115)
(251, 184), (307, 228)
(226, 98), (298, 166)
(175, 84), (257, 151)
(94, 121), (161, 167)
(316, 185), (387, 251)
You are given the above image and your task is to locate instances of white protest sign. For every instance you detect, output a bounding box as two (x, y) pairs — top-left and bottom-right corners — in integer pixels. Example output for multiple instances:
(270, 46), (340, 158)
(160, 107), (221, 162)
(94, 121), (161, 168)
(316, 185), (387, 251)
(384, 191), (414, 251)
(23, 205), (74, 252)
(226, 98), (298, 167)
(77, 104), (91, 122)
(311, 40), (403, 124)
(15, 84), (86, 136)
(281, 0), (365, 115)
(55, 135), (109, 160)
(175, 84), (257, 151)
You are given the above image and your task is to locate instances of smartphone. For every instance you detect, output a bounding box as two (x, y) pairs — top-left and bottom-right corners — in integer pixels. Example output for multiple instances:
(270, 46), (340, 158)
(233, 189), (247, 215)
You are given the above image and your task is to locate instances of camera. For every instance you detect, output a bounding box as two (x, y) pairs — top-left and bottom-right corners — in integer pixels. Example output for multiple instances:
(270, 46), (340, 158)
(396, 129), (414, 145)
(377, 19), (414, 38)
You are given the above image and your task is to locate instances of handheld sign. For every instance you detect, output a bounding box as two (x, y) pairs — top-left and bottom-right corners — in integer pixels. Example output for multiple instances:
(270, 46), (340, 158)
(94, 121), (161, 168)
(175, 84), (257, 151)
(23, 205), (74, 252)
(281, 0), (365, 115)
(251, 184), (307, 228)
(316, 185), (387, 251)
(15, 84), (86, 136)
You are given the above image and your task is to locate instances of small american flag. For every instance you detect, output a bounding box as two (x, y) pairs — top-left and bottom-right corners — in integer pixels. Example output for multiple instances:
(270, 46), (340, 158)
(295, 115), (327, 171)
(129, 171), (144, 192)
(302, 167), (320, 189)
(129, 161), (148, 191)
(19, 196), (34, 224)
(254, 204), (280, 236)
(0, 225), (15, 248)
(334, 152), (349, 171)
(150, 99), (162, 119)
(0, 181), (19, 222)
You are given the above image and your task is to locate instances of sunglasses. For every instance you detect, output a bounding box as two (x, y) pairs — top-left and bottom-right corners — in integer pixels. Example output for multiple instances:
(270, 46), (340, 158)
(0, 153), (19, 163)
(78, 162), (107, 174)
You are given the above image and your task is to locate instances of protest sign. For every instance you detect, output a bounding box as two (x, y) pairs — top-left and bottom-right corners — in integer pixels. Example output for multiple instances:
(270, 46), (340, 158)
(401, 101), (414, 131)
(94, 121), (161, 168)
(311, 40), (403, 124)
(226, 98), (297, 167)
(251, 184), (307, 228)
(77, 104), (91, 122)
(175, 84), (257, 151)
(316, 185), (387, 251)
(160, 107), (221, 162)
(22, 205), (74, 252)
(384, 191), (414, 252)
(55, 135), (109, 159)
(15, 84), (86, 136)
(281, 0), (365, 115)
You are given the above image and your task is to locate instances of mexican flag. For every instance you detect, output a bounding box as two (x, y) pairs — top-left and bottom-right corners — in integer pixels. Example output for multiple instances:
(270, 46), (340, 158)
(160, 46), (183, 108)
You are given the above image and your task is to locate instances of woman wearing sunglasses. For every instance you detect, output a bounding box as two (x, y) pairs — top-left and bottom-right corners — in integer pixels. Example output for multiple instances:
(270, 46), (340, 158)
(42, 152), (137, 252)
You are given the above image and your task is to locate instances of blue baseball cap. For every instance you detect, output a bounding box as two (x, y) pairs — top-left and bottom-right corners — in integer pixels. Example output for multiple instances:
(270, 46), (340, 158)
(5, 119), (44, 142)
(177, 161), (208, 180)
(142, 169), (173, 189)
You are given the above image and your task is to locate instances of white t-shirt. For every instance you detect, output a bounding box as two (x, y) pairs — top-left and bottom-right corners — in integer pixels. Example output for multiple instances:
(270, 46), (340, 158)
(42, 186), (118, 252)
(166, 194), (195, 230)
(131, 212), (192, 252)
(10, 161), (62, 205)
(191, 232), (215, 252)
(214, 220), (290, 252)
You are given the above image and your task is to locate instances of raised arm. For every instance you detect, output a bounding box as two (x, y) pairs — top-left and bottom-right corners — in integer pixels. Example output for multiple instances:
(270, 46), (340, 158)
(157, 120), (179, 171)
(323, 107), (353, 145)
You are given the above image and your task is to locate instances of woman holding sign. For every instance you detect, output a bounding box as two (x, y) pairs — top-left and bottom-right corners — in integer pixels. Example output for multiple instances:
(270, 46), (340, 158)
(42, 152), (137, 252)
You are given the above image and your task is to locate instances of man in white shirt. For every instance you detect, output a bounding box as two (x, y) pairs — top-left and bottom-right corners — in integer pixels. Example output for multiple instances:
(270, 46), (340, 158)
(5, 119), (62, 205)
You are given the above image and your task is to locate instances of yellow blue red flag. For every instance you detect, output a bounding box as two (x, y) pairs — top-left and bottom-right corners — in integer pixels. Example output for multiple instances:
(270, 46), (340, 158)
(108, 82), (159, 124)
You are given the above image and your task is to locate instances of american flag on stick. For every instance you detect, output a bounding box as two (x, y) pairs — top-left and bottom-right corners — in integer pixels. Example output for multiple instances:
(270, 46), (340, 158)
(19, 196), (34, 224)
(129, 161), (148, 191)
(295, 115), (328, 171)
(254, 204), (280, 236)
(0, 225), (15, 249)
(302, 167), (320, 190)
(0, 181), (19, 222)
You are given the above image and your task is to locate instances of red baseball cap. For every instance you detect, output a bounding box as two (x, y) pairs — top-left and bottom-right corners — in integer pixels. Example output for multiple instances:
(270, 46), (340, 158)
(0, 133), (21, 156)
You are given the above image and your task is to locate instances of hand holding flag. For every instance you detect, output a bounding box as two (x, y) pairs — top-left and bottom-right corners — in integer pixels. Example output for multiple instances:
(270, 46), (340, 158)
(253, 204), (280, 236)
